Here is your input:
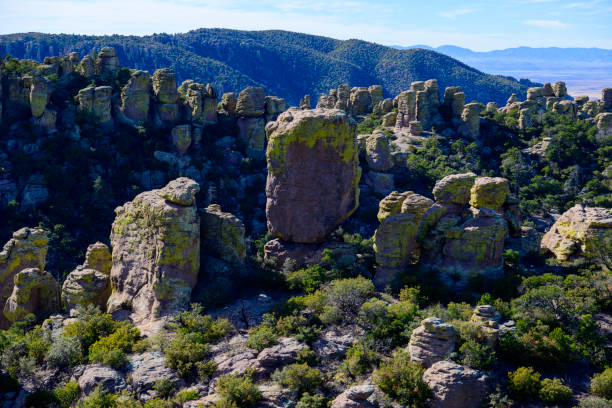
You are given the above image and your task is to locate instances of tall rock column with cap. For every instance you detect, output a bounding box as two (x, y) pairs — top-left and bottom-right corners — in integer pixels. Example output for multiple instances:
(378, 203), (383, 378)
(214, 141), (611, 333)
(265, 108), (361, 244)
(107, 178), (201, 321)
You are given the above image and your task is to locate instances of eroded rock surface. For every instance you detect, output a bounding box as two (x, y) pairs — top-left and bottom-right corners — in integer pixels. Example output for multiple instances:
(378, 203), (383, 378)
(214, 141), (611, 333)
(408, 317), (456, 368)
(423, 360), (487, 408)
(62, 242), (111, 312)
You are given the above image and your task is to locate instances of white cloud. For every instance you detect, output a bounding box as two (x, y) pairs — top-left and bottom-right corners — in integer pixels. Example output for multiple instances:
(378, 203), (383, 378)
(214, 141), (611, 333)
(524, 19), (569, 28)
(440, 8), (480, 18)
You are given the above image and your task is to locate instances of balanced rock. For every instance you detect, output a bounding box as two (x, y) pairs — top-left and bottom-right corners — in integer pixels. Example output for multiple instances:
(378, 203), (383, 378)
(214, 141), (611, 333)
(236, 86), (266, 117)
(62, 242), (111, 312)
(107, 178), (200, 321)
(79, 55), (95, 77)
(29, 76), (50, 118)
(121, 70), (151, 123)
(3, 267), (59, 324)
(469, 177), (510, 211)
(423, 361), (487, 408)
(265, 108), (360, 244)
(0, 228), (49, 329)
(541, 204), (612, 261)
(179, 80), (218, 125)
(553, 81), (567, 98)
(95, 47), (119, 76)
(201, 204), (246, 265)
(471, 304), (501, 346)
(76, 86), (113, 123)
(365, 130), (392, 172)
(432, 173), (476, 206)
(408, 317), (456, 368)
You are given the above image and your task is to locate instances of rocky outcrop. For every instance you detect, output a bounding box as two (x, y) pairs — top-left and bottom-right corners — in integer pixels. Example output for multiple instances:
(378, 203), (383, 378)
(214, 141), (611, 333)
(29, 76), (50, 118)
(171, 125), (192, 155)
(394, 90), (416, 130)
(603, 88), (612, 111)
(331, 384), (376, 408)
(264, 96), (286, 122)
(423, 361), (487, 408)
(121, 70), (151, 123)
(78, 365), (125, 396)
(221, 92), (237, 115)
(201, 204), (246, 266)
(76, 86), (113, 124)
(596, 113), (612, 140)
(0, 228), (49, 328)
(3, 267), (59, 324)
(236, 86), (266, 117)
(443, 86), (465, 124)
(128, 351), (182, 394)
(263, 239), (356, 270)
(107, 178), (200, 321)
(459, 102), (481, 139)
(238, 117), (266, 159)
(152, 68), (179, 125)
(432, 173), (476, 206)
(62, 242), (111, 312)
(265, 108), (360, 244)
(541, 205), (612, 262)
(471, 305), (501, 346)
(365, 130), (392, 172)
(95, 47), (120, 76)
(469, 177), (509, 211)
(408, 317), (456, 368)
(179, 81), (218, 125)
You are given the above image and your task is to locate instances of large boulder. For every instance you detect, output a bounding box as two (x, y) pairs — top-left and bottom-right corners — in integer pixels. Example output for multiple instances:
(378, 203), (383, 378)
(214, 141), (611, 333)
(459, 102), (481, 139)
(76, 86), (113, 124)
(236, 86), (266, 117)
(432, 173), (476, 206)
(62, 242), (111, 312)
(541, 205), (612, 261)
(128, 351), (182, 393)
(265, 108), (360, 244)
(0, 228), (48, 328)
(469, 177), (510, 211)
(78, 365), (125, 396)
(152, 68), (178, 104)
(201, 204), (246, 266)
(3, 267), (59, 324)
(95, 47), (119, 76)
(121, 70), (151, 123)
(179, 81), (218, 125)
(107, 178), (200, 321)
(331, 384), (376, 408)
(408, 317), (456, 368)
(365, 130), (392, 172)
(29, 76), (50, 118)
(423, 361), (487, 408)
(238, 117), (266, 159)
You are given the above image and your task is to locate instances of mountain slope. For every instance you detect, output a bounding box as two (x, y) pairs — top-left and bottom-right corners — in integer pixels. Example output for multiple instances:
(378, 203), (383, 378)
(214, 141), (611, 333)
(0, 29), (537, 105)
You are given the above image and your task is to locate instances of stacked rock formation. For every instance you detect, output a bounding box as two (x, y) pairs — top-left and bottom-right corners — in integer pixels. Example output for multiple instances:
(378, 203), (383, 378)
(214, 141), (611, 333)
(62, 242), (112, 312)
(0, 228), (50, 328)
(76, 85), (113, 124)
(236, 86), (281, 159)
(317, 84), (385, 117)
(471, 304), (502, 346)
(201, 204), (246, 266)
(459, 102), (482, 139)
(408, 317), (456, 368)
(179, 80), (218, 126)
(121, 70), (152, 123)
(373, 173), (513, 288)
(152, 68), (179, 126)
(541, 204), (611, 262)
(3, 267), (59, 324)
(95, 47), (120, 76)
(107, 178), (201, 321)
(442, 86), (465, 125)
(264, 108), (360, 264)
(423, 361), (487, 408)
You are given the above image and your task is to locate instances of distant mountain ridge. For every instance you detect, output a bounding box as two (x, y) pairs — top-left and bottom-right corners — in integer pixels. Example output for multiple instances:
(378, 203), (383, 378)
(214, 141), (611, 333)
(0, 29), (538, 105)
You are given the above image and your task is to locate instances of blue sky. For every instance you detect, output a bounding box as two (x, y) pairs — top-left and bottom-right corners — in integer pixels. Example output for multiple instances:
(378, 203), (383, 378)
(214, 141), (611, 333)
(0, 0), (610, 51)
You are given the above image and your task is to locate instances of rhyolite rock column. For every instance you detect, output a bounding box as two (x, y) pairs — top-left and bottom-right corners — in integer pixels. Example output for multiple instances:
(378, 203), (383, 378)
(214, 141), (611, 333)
(152, 68), (179, 125)
(201, 204), (246, 266)
(121, 70), (151, 123)
(107, 178), (200, 321)
(62, 242), (112, 312)
(4, 267), (59, 324)
(95, 47), (119, 76)
(0, 228), (49, 328)
(408, 317), (456, 368)
(265, 108), (360, 244)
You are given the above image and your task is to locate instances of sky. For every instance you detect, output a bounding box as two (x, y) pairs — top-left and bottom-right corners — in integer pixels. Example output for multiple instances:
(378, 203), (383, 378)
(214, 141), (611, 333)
(0, 0), (610, 51)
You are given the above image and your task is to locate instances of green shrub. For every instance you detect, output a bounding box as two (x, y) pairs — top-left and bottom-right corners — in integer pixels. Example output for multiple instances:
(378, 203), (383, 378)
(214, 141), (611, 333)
(539, 378), (572, 404)
(163, 332), (211, 379)
(320, 277), (375, 325)
(76, 386), (117, 408)
(153, 378), (175, 398)
(272, 363), (322, 396)
(591, 368), (612, 400)
(88, 324), (140, 368)
(246, 325), (277, 352)
(286, 265), (339, 293)
(173, 304), (234, 342)
(296, 392), (327, 408)
(459, 340), (496, 370)
(339, 343), (380, 378)
(53, 380), (80, 408)
(579, 396), (612, 408)
(63, 306), (118, 351)
(372, 350), (431, 406)
(507, 367), (541, 400)
(47, 335), (82, 368)
(176, 389), (200, 402)
(296, 347), (318, 366)
(216, 371), (261, 407)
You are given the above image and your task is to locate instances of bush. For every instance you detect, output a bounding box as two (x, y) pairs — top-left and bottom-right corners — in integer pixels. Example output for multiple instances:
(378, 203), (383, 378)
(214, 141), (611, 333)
(53, 381), (80, 408)
(47, 335), (82, 368)
(579, 396), (612, 408)
(216, 371), (261, 407)
(286, 265), (339, 293)
(372, 350), (431, 406)
(339, 343), (380, 378)
(459, 340), (496, 370)
(173, 304), (234, 342)
(296, 392), (327, 408)
(272, 363), (322, 396)
(539, 378), (572, 404)
(507, 367), (541, 400)
(591, 368), (612, 400)
(246, 325), (277, 352)
(76, 385), (117, 408)
(63, 306), (118, 351)
(176, 389), (200, 402)
(88, 324), (141, 368)
(163, 332), (211, 379)
(153, 378), (175, 398)
(320, 277), (375, 325)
